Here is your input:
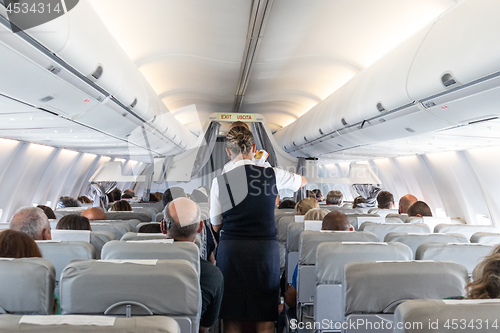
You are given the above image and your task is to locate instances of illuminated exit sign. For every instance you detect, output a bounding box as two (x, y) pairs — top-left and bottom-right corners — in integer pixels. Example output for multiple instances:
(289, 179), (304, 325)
(217, 113), (256, 122)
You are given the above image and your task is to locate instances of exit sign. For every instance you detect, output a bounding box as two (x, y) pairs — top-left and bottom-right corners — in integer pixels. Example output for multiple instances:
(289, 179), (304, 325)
(217, 113), (256, 122)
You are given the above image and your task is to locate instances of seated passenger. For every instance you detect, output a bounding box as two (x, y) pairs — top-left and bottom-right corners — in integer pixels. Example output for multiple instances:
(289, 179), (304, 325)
(407, 201), (433, 217)
(377, 190), (395, 209)
(0, 229), (42, 258)
(109, 200), (133, 212)
(148, 193), (159, 202)
(56, 196), (80, 208)
(325, 190), (343, 206)
(10, 207), (51, 240)
(56, 214), (92, 230)
(312, 189), (323, 202)
(306, 190), (316, 199)
(81, 207), (107, 220)
(467, 253), (500, 299)
(123, 189), (135, 197)
(162, 197), (224, 333)
(285, 211), (353, 308)
(278, 200), (296, 209)
(398, 194), (418, 214)
(352, 195), (366, 208)
(121, 193), (133, 199)
(77, 196), (93, 204)
(111, 189), (122, 202)
(303, 208), (329, 221)
(153, 192), (163, 202)
(162, 187), (187, 209)
(137, 223), (162, 233)
(37, 205), (56, 220)
(295, 197), (319, 215)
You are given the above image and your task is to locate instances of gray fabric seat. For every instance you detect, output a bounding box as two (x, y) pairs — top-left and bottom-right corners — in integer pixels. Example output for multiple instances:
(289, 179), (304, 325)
(296, 230), (378, 321)
(344, 261), (468, 333)
(89, 219), (141, 232)
(278, 215), (296, 272)
(434, 224), (500, 240)
(90, 222), (132, 241)
(36, 241), (95, 296)
(359, 222), (430, 242)
(105, 212), (151, 222)
(386, 213), (410, 223)
(120, 232), (169, 241)
(407, 216), (462, 232)
(101, 241), (200, 275)
(314, 242), (412, 330)
(367, 208), (398, 217)
(384, 232), (469, 258)
(156, 212), (164, 222)
(285, 222), (304, 283)
(394, 299), (500, 333)
(60, 259), (200, 333)
(470, 232), (500, 244)
(90, 231), (115, 259)
(347, 215), (383, 230)
(0, 314), (180, 333)
(416, 242), (494, 275)
(0, 258), (55, 315)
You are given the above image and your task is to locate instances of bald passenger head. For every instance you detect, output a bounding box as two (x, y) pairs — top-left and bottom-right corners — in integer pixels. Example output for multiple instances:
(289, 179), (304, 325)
(81, 207), (107, 221)
(407, 201), (433, 217)
(163, 197), (203, 242)
(228, 121), (249, 131)
(398, 194), (418, 214)
(322, 211), (353, 231)
(10, 207), (51, 240)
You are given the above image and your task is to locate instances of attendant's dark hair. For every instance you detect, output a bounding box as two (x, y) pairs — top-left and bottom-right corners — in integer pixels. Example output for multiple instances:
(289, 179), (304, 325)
(226, 127), (254, 155)
(0, 230), (42, 258)
(56, 214), (91, 231)
(110, 200), (132, 211)
(37, 205), (56, 219)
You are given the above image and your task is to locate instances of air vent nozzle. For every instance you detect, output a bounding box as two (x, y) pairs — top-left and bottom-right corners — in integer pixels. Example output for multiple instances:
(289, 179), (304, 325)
(91, 65), (103, 80)
(341, 118), (347, 126)
(39, 96), (55, 103)
(405, 127), (415, 133)
(130, 97), (138, 108)
(319, 129), (324, 135)
(441, 72), (457, 88)
(377, 102), (386, 112)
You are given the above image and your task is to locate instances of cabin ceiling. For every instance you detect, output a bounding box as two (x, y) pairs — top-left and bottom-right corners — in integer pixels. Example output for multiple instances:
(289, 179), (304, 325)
(88, 0), (459, 134)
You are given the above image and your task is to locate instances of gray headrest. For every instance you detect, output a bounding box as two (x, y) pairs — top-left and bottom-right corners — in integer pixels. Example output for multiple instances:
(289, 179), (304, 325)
(0, 314), (180, 332)
(367, 209), (398, 217)
(121, 232), (169, 241)
(90, 231), (114, 259)
(434, 224), (500, 239)
(470, 232), (500, 244)
(316, 242), (412, 285)
(90, 222), (131, 240)
(92, 219), (141, 232)
(36, 241), (95, 286)
(156, 212), (164, 221)
(286, 222), (304, 252)
(60, 259), (200, 324)
(384, 232), (469, 257)
(394, 299), (500, 333)
(359, 222), (430, 242)
(278, 215), (295, 242)
(299, 230), (378, 265)
(101, 241), (200, 274)
(0, 258), (55, 315)
(416, 242), (495, 274)
(385, 213), (410, 223)
(105, 212), (151, 222)
(344, 261), (468, 315)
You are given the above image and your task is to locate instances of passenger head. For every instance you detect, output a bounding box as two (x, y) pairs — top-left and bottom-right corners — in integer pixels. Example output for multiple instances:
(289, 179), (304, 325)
(0, 230), (42, 258)
(37, 205), (56, 220)
(123, 189), (135, 197)
(111, 189), (121, 202)
(467, 253), (500, 299)
(377, 191), (395, 209)
(306, 190), (316, 199)
(56, 214), (91, 231)
(472, 246), (500, 281)
(398, 194), (418, 214)
(10, 207), (51, 240)
(407, 201), (432, 217)
(148, 193), (159, 202)
(121, 193), (133, 199)
(138, 223), (162, 233)
(107, 192), (114, 203)
(326, 190), (343, 206)
(57, 196), (80, 208)
(352, 196), (366, 208)
(304, 208), (329, 221)
(278, 199), (296, 209)
(228, 121), (249, 131)
(225, 127), (255, 160)
(81, 207), (107, 221)
(77, 196), (93, 204)
(295, 197), (319, 215)
(153, 192), (163, 202)
(162, 187), (187, 208)
(312, 189), (323, 201)
(322, 211), (353, 231)
(110, 200), (132, 212)
(162, 197), (203, 242)
(191, 189), (209, 204)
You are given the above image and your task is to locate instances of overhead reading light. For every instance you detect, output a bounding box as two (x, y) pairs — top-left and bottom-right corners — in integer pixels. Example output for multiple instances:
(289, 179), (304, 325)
(91, 64), (103, 80)
(341, 118), (348, 126)
(130, 97), (138, 108)
(377, 102), (386, 112)
(405, 127), (416, 133)
(319, 129), (324, 135)
(441, 72), (458, 88)
(39, 96), (54, 103)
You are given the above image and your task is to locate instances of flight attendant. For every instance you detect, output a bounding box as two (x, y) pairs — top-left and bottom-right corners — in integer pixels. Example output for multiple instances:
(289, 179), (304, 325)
(210, 126), (306, 333)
